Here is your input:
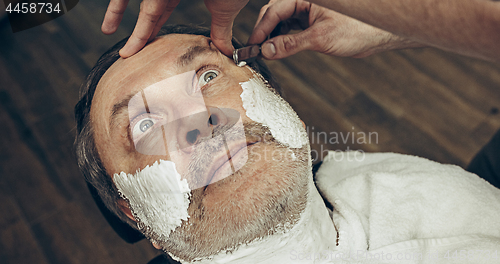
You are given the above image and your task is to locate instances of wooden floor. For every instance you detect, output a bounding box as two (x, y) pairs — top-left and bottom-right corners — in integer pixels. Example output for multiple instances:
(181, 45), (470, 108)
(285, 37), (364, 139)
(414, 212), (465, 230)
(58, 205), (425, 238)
(1, 0), (499, 263)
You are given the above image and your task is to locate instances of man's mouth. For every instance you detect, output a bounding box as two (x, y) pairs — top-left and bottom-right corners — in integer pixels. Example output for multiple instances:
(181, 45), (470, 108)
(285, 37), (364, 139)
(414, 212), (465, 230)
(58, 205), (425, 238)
(205, 138), (260, 188)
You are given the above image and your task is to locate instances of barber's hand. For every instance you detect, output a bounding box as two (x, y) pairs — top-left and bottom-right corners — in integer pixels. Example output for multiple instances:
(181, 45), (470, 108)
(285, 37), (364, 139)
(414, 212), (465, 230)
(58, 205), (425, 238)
(101, 0), (249, 58)
(102, 0), (181, 58)
(205, 0), (250, 56)
(248, 0), (423, 59)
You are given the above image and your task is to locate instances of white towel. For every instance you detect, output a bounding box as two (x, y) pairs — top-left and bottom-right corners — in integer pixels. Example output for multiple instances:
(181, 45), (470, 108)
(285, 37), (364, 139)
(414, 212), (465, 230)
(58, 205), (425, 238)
(315, 151), (500, 263)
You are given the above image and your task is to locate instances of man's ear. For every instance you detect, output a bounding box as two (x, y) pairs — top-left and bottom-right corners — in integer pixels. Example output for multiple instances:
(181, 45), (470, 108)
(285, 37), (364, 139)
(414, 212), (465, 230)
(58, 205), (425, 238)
(301, 120), (306, 129)
(117, 199), (135, 222)
(117, 199), (162, 250)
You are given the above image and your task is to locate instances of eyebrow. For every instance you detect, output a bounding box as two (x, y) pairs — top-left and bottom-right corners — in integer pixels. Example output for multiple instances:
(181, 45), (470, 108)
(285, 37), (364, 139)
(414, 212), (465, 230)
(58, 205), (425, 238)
(177, 45), (212, 67)
(110, 93), (135, 129)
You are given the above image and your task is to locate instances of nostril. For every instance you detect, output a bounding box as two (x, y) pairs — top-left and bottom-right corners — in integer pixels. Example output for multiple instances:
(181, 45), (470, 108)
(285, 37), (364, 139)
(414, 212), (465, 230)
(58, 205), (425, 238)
(208, 114), (219, 126)
(186, 129), (200, 145)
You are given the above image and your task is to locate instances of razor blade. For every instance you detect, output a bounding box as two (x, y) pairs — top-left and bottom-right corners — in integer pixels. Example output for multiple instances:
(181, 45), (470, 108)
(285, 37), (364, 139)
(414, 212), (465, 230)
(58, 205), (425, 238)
(233, 45), (261, 65)
(233, 22), (284, 65)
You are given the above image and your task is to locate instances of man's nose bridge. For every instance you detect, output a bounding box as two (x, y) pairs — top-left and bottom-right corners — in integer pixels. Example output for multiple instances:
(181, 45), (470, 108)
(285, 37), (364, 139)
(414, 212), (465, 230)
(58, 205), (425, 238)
(172, 93), (207, 121)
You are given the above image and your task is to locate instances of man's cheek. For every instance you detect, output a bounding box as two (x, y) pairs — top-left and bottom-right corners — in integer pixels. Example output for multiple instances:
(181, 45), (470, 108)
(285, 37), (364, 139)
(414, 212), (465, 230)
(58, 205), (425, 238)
(113, 160), (191, 244)
(239, 69), (308, 149)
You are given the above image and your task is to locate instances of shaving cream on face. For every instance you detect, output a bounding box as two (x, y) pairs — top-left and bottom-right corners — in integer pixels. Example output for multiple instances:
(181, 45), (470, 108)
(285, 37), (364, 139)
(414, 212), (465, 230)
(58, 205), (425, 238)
(240, 73), (308, 148)
(113, 160), (191, 243)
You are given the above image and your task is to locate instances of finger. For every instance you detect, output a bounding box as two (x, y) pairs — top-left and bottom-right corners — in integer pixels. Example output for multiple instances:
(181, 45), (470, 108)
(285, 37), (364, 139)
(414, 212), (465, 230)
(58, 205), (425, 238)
(260, 28), (317, 59)
(148, 0), (180, 41)
(254, 0), (280, 27)
(210, 12), (239, 56)
(254, 3), (270, 29)
(207, 0), (249, 56)
(148, 10), (171, 43)
(247, 1), (295, 45)
(102, 0), (129, 34)
(119, 0), (171, 58)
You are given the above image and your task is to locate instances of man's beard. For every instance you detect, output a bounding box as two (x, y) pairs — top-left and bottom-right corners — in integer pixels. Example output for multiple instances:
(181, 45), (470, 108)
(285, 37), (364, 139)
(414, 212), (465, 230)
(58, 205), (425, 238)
(139, 121), (310, 262)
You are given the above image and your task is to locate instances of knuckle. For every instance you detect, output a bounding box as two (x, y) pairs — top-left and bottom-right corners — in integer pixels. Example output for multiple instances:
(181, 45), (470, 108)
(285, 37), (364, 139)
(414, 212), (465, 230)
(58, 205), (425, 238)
(211, 16), (234, 27)
(133, 33), (151, 42)
(282, 35), (297, 53)
(139, 2), (164, 17)
(254, 28), (267, 41)
(109, 9), (125, 15)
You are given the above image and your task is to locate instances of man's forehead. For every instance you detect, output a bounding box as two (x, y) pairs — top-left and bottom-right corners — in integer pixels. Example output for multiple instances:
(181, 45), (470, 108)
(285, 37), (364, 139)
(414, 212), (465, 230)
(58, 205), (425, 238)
(99, 34), (211, 90)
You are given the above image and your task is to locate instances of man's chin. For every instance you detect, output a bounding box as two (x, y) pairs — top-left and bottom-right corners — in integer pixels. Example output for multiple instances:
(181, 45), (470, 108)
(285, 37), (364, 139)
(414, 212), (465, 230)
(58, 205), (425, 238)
(196, 143), (309, 223)
(159, 143), (310, 261)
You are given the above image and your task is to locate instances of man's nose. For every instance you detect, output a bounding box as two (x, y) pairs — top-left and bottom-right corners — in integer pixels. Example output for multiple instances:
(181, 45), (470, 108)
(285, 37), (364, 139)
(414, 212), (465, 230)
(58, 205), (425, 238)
(176, 107), (238, 152)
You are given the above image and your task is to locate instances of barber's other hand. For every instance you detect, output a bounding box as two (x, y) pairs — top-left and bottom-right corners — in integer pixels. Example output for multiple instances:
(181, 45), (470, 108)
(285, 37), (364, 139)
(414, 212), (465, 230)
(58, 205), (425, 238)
(248, 0), (423, 59)
(102, 0), (181, 58)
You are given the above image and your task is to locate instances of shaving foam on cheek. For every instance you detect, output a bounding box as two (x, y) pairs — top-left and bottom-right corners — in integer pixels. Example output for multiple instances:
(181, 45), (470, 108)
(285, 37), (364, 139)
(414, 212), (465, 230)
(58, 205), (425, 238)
(113, 160), (191, 242)
(239, 73), (308, 148)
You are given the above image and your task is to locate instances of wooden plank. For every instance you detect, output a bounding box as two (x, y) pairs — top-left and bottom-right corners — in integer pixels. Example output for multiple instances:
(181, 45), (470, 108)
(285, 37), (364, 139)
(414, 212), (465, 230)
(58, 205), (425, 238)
(0, 62), (80, 200)
(0, 95), (70, 223)
(339, 92), (463, 165)
(30, 200), (158, 264)
(314, 49), (492, 162)
(398, 49), (500, 118)
(77, 191), (160, 264)
(0, 186), (50, 264)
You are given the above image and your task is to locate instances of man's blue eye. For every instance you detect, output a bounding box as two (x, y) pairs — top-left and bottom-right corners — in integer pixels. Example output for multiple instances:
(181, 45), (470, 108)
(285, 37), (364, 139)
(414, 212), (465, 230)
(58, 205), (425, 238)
(140, 119), (154, 132)
(199, 70), (219, 86)
(132, 118), (155, 139)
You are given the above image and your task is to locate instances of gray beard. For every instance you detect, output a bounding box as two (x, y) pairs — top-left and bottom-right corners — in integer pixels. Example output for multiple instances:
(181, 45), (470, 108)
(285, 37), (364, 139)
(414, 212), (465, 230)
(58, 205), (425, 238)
(138, 122), (310, 262)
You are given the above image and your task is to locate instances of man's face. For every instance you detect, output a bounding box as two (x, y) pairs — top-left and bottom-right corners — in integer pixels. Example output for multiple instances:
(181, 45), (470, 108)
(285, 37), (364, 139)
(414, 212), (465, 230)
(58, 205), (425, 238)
(91, 34), (309, 261)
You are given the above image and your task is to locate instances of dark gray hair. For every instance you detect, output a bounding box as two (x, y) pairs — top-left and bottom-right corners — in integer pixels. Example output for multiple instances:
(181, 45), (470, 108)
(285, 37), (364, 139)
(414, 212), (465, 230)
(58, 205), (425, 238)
(74, 24), (281, 226)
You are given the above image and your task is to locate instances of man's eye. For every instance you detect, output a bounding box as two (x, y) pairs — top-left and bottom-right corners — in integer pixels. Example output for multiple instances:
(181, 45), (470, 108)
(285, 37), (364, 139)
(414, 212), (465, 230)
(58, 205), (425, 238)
(139, 119), (154, 132)
(198, 70), (219, 87)
(132, 118), (155, 138)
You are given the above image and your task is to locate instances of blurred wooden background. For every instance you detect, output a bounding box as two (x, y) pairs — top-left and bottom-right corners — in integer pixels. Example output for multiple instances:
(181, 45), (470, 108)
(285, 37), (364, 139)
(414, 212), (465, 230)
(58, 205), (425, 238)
(1, 0), (499, 263)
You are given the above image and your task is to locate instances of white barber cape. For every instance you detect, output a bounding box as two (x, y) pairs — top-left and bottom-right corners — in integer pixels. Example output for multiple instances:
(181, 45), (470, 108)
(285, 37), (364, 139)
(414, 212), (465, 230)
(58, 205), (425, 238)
(315, 151), (500, 264)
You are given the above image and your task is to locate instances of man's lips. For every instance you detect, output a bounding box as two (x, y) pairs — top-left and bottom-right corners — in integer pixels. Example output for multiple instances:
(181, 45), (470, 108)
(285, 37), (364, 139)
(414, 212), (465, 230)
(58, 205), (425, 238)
(205, 139), (259, 188)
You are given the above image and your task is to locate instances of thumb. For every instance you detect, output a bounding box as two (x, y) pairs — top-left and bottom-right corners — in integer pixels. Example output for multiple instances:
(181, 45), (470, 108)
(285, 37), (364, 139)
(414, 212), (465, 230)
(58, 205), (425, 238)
(210, 23), (234, 57)
(261, 30), (316, 59)
(210, 12), (238, 56)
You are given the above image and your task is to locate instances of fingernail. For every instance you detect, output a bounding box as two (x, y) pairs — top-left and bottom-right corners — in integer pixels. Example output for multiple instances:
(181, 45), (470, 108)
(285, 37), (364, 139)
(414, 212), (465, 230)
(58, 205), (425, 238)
(262, 42), (276, 58)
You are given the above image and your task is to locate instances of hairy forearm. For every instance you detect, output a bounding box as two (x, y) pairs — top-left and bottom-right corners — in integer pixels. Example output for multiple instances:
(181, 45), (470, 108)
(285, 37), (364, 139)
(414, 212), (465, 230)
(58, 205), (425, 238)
(311, 0), (500, 61)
